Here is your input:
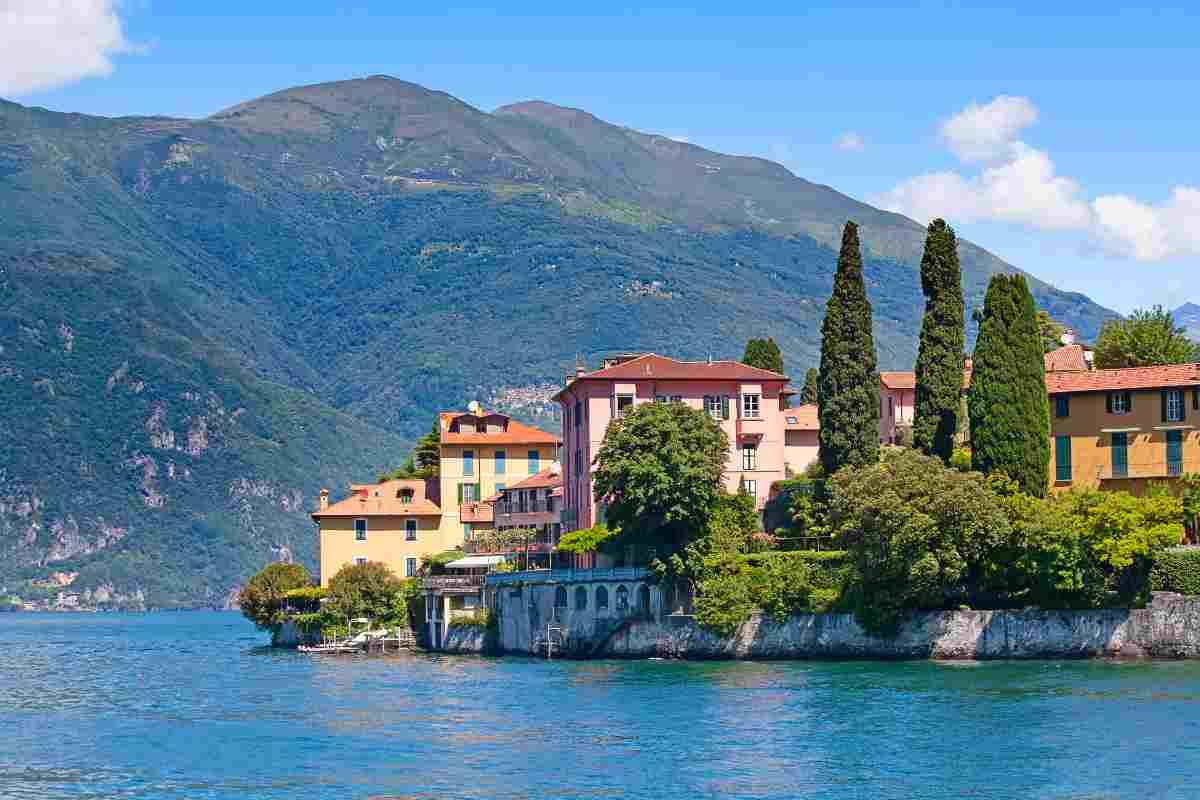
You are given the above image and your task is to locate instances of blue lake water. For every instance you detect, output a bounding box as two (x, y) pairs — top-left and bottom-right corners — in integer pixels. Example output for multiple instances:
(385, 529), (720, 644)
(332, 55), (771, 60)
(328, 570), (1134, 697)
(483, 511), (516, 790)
(3, 611), (1200, 799)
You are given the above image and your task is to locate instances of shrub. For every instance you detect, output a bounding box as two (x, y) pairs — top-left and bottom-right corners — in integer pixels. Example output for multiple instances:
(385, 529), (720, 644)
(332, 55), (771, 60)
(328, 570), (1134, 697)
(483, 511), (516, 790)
(1151, 549), (1200, 595)
(238, 562), (313, 633)
(693, 551), (848, 634)
(556, 524), (619, 555)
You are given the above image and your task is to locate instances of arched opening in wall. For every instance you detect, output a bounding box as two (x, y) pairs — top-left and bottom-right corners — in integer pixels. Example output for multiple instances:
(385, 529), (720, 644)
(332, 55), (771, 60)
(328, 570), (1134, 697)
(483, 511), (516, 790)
(554, 586), (568, 609)
(575, 586), (587, 611)
(637, 584), (650, 614)
(615, 584), (629, 614)
(596, 585), (609, 611)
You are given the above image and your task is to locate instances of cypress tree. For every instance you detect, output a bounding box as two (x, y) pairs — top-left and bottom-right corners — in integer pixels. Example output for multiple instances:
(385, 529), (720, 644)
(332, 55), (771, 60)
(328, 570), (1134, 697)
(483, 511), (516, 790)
(913, 219), (966, 462)
(800, 367), (819, 405)
(968, 274), (1051, 497)
(818, 221), (880, 475)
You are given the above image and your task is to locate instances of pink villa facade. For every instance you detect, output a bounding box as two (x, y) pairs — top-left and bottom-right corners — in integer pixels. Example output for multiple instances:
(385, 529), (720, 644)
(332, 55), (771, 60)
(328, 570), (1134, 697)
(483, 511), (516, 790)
(784, 403), (819, 474)
(555, 354), (792, 533)
(879, 371), (916, 444)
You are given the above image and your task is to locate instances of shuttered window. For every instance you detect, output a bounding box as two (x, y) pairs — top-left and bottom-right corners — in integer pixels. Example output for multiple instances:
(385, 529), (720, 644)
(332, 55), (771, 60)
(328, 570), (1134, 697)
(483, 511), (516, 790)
(1055, 395), (1070, 418)
(1055, 436), (1073, 482)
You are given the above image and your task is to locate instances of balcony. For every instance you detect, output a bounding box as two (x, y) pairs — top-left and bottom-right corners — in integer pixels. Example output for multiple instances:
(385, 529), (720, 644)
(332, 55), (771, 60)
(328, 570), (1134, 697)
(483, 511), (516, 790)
(420, 575), (485, 592)
(736, 416), (768, 439)
(486, 566), (649, 586)
(1095, 458), (1200, 481)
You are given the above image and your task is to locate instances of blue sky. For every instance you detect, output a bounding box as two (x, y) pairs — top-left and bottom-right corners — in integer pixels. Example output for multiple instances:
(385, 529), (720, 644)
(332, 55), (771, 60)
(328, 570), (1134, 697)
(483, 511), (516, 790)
(5, 1), (1199, 314)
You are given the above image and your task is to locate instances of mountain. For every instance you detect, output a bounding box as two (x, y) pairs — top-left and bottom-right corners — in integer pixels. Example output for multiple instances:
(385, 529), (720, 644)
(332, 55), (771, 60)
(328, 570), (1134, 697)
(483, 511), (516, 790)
(1173, 303), (1200, 342)
(0, 76), (1118, 607)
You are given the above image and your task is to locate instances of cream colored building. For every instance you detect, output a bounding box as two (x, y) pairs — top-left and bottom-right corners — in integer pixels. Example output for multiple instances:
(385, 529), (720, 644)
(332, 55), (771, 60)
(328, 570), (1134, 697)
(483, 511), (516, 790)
(311, 479), (444, 586)
(436, 410), (560, 543)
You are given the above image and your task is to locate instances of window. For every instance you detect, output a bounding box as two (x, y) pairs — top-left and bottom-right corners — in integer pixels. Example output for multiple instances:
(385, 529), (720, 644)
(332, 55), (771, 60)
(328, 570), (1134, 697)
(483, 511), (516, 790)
(1166, 389), (1186, 423)
(405, 558), (417, 577)
(1168, 430), (1184, 476)
(1108, 391), (1132, 415)
(704, 395), (724, 420)
(743, 479), (757, 502)
(638, 584), (650, 614)
(405, 519), (417, 541)
(742, 393), (760, 419)
(1055, 436), (1073, 482)
(574, 400), (582, 428)
(463, 523), (472, 540)
(1055, 395), (1070, 418)
(671, 395), (683, 403)
(1111, 432), (1128, 479)
(888, 395), (894, 419)
(398, 488), (413, 504)
(741, 443), (757, 471)
(354, 519), (367, 541)
(596, 585), (609, 610)
(615, 585), (629, 613)
(655, 395), (668, 403)
(463, 450), (475, 476)
(786, 416), (797, 425)
(495, 450), (506, 474)
(554, 586), (568, 608)
(574, 449), (582, 475)
(458, 483), (479, 503)
(575, 586), (588, 610)
(528, 450), (540, 475)
(495, 483), (505, 495)
(354, 556), (368, 566)
(616, 394), (634, 416)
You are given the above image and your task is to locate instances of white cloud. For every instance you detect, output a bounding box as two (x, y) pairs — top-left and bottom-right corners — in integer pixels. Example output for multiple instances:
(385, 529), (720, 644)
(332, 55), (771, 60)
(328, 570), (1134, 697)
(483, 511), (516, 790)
(0, 0), (137, 96)
(880, 96), (1200, 262)
(940, 95), (1038, 163)
(835, 132), (865, 152)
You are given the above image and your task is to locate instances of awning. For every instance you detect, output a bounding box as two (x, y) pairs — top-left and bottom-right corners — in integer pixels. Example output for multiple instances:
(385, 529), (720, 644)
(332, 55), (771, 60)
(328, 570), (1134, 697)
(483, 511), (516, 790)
(446, 555), (507, 569)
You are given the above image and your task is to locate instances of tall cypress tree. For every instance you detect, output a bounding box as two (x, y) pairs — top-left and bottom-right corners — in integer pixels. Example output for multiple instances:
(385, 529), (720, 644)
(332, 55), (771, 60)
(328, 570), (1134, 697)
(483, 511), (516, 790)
(800, 367), (819, 405)
(818, 221), (880, 475)
(913, 219), (966, 462)
(969, 274), (1050, 497)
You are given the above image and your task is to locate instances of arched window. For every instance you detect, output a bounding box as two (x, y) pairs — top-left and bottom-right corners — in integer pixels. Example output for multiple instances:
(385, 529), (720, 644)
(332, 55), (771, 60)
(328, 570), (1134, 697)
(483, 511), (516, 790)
(575, 586), (588, 611)
(596, 585), (609, 610)
(615, 584), (629, 613)
(554, 586), (568, 608)
(637, 584), (650, 613)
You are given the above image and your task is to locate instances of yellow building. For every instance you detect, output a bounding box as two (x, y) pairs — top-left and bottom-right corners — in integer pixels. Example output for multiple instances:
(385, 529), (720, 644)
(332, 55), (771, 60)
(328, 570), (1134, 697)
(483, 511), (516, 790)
(311, 479), (443, 586)
(436, 410), (561, 543)
(1047, 363), (1200, 493)
(313, 410), (559, 584)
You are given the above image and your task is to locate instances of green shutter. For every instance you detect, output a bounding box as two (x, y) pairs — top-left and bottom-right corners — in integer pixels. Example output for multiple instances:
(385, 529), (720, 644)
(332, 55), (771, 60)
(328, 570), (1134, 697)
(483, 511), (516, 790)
(475, 483), (482, 502)
(722, 396), (731, 420)
(1162, 391), (1169, 423)
(1125, 391), (1133, 411)
(1055, 436), (1072, 482)
(457, 483), (464, 504)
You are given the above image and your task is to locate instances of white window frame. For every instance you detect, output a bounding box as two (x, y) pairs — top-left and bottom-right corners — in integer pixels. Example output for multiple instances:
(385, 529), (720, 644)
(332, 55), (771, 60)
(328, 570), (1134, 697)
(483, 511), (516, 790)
(1168, 389), (1185, 422)
(744, 479), (757, 501)
(354, 556), (368, 566)
(615, 393), (635, 416)
(741, 393), (761, 419)
(354, 518), (368, 541)
(704, 395), (722, 419)
(405, 519), (417, 541)
(1111, 392), (1130, 415)
(741, 442), (757, 471)
(405, 557), (417, 577)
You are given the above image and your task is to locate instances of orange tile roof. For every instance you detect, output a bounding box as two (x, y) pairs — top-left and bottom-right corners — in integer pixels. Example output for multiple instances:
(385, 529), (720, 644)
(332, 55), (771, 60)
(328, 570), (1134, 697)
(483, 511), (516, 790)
(880, 371), (916, 390)
(573, 353), (789, 383)
(501, 466), (564, 492)
(1044, 344), (1089, 372)
(784, 403), (820, 431)
(438, 410), (560, 445)
(313, 480), (442, 519)
(1045, 363), (1200, 394)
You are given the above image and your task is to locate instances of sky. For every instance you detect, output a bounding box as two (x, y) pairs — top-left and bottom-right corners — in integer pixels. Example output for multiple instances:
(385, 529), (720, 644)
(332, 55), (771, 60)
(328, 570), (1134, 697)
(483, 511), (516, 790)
(3, 1), (1198, 315)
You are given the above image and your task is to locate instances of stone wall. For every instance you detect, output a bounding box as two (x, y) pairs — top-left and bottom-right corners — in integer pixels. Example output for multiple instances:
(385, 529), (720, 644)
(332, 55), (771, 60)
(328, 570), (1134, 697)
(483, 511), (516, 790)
(442, 624), (494, 654)
(492, 585), (1200, 660)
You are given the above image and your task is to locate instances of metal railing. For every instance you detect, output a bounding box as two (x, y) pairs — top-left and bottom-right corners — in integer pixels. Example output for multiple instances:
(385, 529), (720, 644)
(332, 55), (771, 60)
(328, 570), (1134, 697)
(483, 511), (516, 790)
(486, 566), (649, 586)
(1094, 459), (1200, 481)
(420, 575), (485, 591)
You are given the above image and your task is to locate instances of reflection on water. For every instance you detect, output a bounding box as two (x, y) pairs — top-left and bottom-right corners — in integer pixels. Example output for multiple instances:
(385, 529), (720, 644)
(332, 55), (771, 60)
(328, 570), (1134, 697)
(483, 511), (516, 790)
(2, 611), (1200, 799)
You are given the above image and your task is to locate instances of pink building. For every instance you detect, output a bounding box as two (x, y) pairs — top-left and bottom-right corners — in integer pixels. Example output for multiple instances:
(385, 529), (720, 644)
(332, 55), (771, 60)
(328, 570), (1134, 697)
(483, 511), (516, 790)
(783, 403), (820, 474)
(879, 371), (916, 444)
(555, 353), (792, 532)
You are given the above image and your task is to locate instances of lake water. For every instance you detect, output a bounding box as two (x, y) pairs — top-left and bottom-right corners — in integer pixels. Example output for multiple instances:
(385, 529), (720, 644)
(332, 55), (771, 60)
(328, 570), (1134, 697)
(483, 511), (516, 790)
(3, 611), (1200, 799)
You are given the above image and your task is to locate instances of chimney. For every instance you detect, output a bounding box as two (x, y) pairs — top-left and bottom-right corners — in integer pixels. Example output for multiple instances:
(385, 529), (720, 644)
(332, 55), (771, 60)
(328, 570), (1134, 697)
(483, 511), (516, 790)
(318, 489), (329, 511)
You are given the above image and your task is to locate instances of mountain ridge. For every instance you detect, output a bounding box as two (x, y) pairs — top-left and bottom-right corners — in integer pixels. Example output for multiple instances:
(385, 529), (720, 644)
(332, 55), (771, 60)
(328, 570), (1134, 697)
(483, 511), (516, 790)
(0, 75), (1118, 607)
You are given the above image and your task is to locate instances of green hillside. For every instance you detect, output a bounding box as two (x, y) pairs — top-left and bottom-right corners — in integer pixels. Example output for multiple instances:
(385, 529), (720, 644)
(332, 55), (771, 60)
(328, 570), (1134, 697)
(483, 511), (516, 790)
(0, 76), (1118, 607)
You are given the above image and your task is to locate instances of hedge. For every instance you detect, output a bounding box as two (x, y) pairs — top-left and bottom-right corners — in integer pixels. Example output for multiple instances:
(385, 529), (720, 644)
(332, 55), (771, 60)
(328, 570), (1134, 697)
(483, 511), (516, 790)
(1151, 549), (1200, 596)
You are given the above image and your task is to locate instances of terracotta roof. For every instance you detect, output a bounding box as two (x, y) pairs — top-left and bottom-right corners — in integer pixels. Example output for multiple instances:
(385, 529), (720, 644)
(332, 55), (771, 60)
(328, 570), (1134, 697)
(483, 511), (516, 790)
(438, 410), (560, 445)
(784, 403), (820, 431)
(880, 371), (916, 390)
(1046, 363), (1200, 394)
(313, 480), (441, 519)
(500, 466), (563, 493)
(1044, 344), (1089, 372)
(571, 353), (789, 383)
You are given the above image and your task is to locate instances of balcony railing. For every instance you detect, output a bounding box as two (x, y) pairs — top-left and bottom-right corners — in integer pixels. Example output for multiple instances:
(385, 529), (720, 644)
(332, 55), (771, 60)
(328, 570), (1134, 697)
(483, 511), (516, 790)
(486, 566), (649, 586)
(1094, 459), (1200, 481)
(420, 575), (485, 591)
(495, 500), (557, 515)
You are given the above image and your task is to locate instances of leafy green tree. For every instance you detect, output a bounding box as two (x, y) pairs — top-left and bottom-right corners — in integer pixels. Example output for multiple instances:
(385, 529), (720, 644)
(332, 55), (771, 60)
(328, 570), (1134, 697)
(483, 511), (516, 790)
(1093, 306), (1200, 369)
(237, 562), (313, 632)
(818, 221), (880, 475)
(1037, 310), (1068, 353)
(592, 400), (728, 560)
(912, 219), (965, 462)
(742, 337), (785, 373)
(414, 421), (441, 475)
(799, 367), (818, 405)
(969, 274), (1051, 497)
(325, 561), (406, 623)
(829, 448), (1010, 634)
